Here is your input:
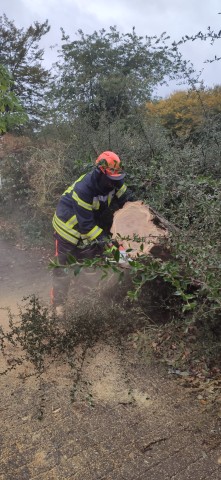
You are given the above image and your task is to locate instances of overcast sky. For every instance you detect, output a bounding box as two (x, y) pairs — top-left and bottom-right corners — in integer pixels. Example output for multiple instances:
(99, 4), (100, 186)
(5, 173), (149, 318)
(1, 0), (221, 97)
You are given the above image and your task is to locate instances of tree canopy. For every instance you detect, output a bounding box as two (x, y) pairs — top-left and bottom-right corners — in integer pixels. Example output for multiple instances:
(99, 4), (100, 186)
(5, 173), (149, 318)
(52, 26), (184, 126)
(146, 87), (221, 138)
(0, 14), (50, 125)
(0, 64), (27, 133)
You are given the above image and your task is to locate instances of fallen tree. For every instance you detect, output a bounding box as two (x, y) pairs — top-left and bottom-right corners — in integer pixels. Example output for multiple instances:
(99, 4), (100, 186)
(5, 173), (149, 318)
(111, 200), (176, 260)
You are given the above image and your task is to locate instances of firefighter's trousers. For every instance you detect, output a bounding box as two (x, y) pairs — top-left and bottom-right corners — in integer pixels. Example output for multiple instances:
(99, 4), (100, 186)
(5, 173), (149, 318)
(51, 233), (103, 307)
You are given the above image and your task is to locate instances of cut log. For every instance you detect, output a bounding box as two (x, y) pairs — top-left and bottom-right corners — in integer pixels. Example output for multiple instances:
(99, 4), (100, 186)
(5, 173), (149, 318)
(111, 201), (173, 259)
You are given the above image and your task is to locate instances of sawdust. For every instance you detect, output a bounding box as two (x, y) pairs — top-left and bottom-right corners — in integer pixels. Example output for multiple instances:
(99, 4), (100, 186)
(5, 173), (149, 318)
(83, 343), (152, 406)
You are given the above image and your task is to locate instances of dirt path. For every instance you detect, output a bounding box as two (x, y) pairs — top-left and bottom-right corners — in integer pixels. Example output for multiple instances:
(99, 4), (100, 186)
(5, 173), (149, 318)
(0, 239), (51, 326)
(0, 238), (221, 480)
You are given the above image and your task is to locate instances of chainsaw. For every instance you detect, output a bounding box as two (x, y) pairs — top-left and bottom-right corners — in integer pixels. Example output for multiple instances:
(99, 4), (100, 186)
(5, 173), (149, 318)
(106, 243), (131, 267)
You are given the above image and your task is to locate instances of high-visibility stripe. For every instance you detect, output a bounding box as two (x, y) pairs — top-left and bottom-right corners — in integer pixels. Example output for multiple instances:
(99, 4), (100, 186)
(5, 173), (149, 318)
(52, 219), (79, 245)
(52, 214), (77, 238)
(53, 214), (81, 238)
(93, 190), (115, 209)
(116, 184), (127, 198)
(74, 174), (86, 186)
(62, 174), (86, 196)
(92, 197), (100, 210)
(52, 215), (80, 245)
(72, 191), (93, 211)
(81, 225), (103, 241)
(66, 215), (78, 227)
(108, 191), (114, 206)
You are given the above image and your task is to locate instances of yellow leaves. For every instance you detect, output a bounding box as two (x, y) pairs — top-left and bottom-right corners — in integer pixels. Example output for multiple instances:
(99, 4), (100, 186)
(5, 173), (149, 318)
(146, 87), (221, 137)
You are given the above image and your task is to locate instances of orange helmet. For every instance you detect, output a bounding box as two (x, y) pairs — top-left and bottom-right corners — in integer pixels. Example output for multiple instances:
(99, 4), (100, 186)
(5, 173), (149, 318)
(95, 151), (125, 180)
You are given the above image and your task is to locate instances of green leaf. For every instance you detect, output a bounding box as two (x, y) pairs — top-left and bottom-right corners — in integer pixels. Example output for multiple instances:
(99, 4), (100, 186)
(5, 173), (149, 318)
(73, 265), (82, 276)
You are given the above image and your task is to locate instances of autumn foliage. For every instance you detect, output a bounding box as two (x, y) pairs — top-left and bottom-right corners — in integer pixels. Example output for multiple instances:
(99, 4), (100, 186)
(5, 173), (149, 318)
(146, 87), (221, 138)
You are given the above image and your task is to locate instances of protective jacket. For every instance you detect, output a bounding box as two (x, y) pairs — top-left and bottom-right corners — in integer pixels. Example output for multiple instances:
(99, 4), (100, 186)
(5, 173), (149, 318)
(52, 168), (128, 245)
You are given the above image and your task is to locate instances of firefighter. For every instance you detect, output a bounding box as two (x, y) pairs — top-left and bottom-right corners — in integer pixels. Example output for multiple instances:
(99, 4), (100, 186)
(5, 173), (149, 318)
(51, 151), (132, 317)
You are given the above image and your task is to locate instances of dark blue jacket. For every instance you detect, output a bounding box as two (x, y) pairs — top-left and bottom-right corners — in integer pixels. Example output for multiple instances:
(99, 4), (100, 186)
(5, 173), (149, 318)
(52, 168), (128, 245)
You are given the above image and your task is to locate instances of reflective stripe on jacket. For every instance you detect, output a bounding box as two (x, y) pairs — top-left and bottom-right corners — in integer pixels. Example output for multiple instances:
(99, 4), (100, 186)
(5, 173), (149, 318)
(52, 169), (128, 245)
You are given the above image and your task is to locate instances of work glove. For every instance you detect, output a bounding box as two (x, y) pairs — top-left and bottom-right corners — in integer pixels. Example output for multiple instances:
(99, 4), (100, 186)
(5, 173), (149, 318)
(108, 239), (119, 249)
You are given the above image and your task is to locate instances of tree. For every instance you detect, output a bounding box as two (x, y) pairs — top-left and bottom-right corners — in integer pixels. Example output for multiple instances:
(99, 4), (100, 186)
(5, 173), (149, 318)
(146, 87), (221, 138)
(0, 14), (51, 125)
(0, 64), (27, 133)
(53, 26), (185, 126)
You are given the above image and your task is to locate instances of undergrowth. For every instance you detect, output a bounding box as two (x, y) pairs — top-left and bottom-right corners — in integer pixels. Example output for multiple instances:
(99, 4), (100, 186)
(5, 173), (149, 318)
(0, 292), (153, 416)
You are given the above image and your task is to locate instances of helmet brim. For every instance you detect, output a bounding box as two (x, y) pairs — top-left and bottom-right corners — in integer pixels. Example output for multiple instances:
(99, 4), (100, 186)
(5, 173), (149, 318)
(105, 172), (126, 181)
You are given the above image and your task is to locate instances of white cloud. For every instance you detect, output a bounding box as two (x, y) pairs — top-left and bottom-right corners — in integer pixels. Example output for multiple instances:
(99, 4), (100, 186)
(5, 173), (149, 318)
(1, 0), (220, 93)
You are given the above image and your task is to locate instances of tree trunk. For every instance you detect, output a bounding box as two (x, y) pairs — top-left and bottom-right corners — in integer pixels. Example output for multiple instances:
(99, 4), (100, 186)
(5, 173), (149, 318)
(111, 201), (175, 260)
